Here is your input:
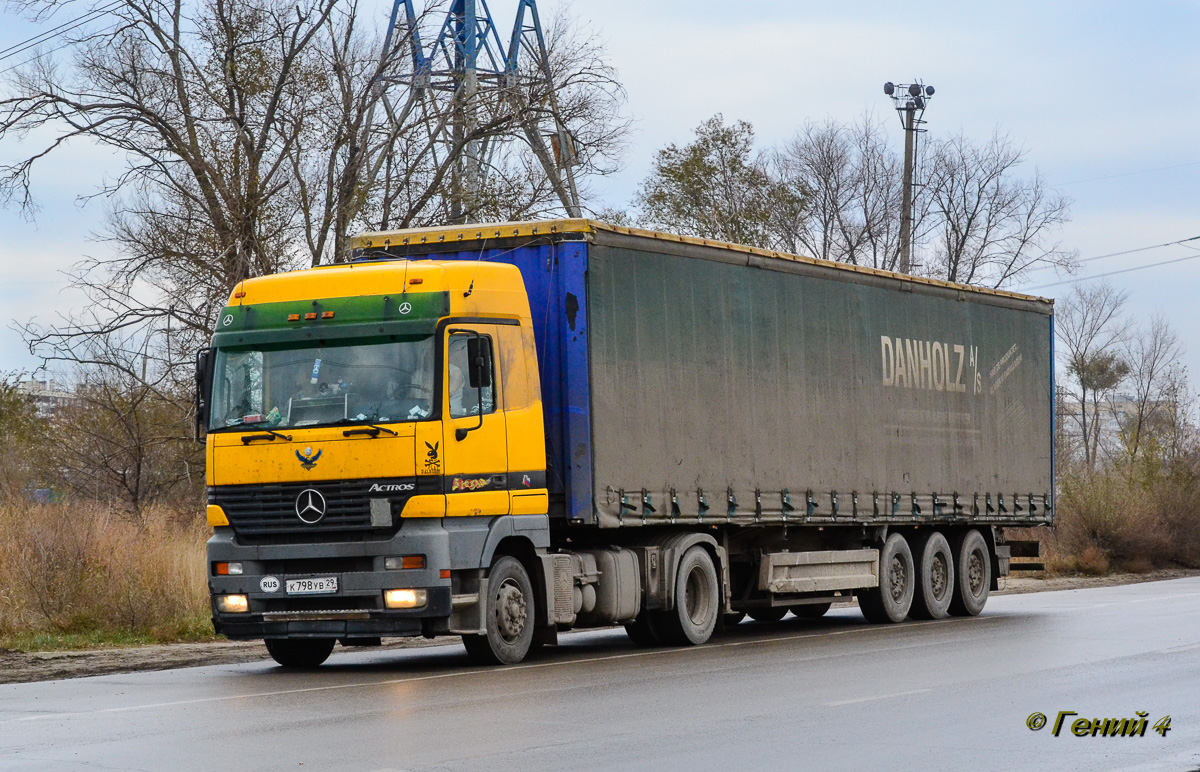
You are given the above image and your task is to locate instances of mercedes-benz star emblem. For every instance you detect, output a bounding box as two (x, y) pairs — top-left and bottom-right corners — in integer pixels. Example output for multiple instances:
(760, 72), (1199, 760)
(295, 489), (327, 524)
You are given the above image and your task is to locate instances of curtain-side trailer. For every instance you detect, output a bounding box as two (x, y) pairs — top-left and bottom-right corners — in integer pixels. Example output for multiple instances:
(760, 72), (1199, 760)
(199, 220), (1054, 667)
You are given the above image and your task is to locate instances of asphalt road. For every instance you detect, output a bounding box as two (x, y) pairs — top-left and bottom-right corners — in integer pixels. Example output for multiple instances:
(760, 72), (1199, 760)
(3, 579), (1200, 772)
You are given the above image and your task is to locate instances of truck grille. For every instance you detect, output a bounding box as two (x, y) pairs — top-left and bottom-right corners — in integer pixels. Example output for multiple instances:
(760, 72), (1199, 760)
(208, 479), (420, 543)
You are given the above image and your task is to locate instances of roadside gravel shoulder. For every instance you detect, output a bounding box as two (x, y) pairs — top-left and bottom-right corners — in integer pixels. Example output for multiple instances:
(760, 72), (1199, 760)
(4, 568), (1199, 685)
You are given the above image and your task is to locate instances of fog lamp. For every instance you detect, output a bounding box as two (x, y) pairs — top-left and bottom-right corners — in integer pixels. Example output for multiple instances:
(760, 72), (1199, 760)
(384, 589), (427, 609)
(217, 594), (249, 613)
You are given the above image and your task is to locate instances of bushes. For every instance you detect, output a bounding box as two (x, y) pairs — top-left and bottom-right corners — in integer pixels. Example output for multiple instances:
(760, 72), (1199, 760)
(1041, 457), (1200, 575)
(0, 500), (212, 647)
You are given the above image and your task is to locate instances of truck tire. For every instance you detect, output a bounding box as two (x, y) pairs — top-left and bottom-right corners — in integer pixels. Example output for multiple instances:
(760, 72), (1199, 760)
(949, 529), (990, 617)
(265, 638), (335, 668)
(656, 546), (719, 646)
(463, 556), (536, 665)
(908, 531), (954, 620)
(790, 603), (832, 619)
(858, 533), (915, 624)
(624, 611), (664, 647)
(747, 607), (788, 623)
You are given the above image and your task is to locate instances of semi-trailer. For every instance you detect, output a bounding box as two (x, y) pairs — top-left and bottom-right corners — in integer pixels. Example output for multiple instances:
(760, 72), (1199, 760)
(198, 219), (1054, 667)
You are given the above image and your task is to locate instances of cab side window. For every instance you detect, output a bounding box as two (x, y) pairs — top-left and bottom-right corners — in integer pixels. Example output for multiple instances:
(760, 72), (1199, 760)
(447, 333), (496, 418)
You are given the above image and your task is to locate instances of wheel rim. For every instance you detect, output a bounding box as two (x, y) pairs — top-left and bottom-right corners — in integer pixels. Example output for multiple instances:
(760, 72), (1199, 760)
(967, 549), (985, 596)
(685, 565), (712, 626)
(889, 555), (908, 603)
(930, 553), (949, 601)
(495, 578), (528, 643)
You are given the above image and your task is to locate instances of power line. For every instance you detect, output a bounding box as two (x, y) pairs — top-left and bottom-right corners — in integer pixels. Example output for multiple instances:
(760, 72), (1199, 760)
(0, 1), (122, 64)
(1022, 234), (1200, 275)
(1056, 160), (1200, 187)
(1026, 250), (1200, 291)
(0, 22), (121, 77)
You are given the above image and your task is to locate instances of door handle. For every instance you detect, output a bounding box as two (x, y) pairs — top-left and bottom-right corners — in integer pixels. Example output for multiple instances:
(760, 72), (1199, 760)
(491, 474), (506, 487)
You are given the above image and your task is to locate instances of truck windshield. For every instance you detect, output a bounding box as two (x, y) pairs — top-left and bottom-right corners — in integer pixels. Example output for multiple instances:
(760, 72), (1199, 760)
(209, 337), (435, 431)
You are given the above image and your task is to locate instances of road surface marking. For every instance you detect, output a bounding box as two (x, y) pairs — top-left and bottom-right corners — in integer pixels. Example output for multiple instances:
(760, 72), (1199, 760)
(826, 688), (931, 706)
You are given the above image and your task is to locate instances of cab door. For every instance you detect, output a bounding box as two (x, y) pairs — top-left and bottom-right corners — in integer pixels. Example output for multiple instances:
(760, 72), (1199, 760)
(442, 325), (510, 517)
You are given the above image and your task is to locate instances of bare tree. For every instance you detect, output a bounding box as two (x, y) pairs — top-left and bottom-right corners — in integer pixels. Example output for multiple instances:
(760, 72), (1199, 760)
(924, 132), (1076, 288)
(1056, 282), (1131, 470)
(771, 116), (915, 270)
(1117, 317), (1183, 464)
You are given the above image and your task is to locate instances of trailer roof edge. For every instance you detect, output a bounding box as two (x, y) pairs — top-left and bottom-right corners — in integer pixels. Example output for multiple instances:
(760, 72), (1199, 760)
(350, 219), (1055, 308)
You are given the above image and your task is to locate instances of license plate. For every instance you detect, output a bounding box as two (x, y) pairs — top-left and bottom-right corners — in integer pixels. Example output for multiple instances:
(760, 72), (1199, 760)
(286, 577), (338, 595)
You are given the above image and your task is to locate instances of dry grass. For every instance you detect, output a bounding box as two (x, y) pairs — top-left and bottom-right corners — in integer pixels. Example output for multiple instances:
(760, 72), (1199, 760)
(1031, 460), (1200, 576)
(0, 500), (214, 650)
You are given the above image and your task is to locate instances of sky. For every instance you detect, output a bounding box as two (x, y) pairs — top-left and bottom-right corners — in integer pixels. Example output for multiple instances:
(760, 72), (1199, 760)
(1, 0), (1199, 385)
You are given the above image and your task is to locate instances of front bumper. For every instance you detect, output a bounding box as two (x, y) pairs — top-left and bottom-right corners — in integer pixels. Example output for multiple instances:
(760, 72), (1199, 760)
(208, 522), (458, 639)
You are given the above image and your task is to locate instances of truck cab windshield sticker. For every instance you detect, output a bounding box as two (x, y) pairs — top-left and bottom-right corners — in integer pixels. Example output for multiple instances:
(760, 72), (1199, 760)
(296, 447), (322, 470)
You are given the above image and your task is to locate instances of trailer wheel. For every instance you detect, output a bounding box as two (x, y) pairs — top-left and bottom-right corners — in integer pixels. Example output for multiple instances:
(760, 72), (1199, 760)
(657, 546), (719, 646)
(462, 556), (536, 665)
(908, 531), (954, 620)
(948, 530), (990, 617)
(747, 607), (788, 623)
(265, 638), (335, 669)
(790, 603), (832, 619)
(858, 533), (915, 624)
(624, 611), (664, 647)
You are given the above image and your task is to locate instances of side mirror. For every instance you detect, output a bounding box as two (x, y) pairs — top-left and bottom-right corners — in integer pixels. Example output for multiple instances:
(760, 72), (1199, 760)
(467, 336), (492, 389)
(195, 348), (215, 443)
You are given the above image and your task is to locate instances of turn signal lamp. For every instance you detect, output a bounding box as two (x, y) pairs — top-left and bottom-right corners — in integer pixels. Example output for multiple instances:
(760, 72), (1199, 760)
(214, 562), (244, 576)
(384, 589), (427, 609)
(217, 594), (249, 613)
(384, 556), (425, 570)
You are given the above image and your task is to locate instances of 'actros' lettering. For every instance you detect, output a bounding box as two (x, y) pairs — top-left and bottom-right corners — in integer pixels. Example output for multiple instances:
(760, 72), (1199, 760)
(880, 336), (981, 394)
(368, 483), (415, 493)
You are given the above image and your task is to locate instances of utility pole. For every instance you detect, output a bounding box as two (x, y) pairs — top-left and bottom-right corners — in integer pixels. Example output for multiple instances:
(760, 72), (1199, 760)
(884, 81), (934, 274)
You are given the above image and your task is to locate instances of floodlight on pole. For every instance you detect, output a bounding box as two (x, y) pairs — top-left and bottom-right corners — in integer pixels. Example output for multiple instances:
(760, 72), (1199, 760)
(883, 80), (934, 274)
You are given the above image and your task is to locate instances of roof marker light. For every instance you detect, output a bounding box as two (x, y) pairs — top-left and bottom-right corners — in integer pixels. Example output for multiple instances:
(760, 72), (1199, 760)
(233, 290), (246, 299)
(409, 278), (423, 285)
(288, 314), (300, 321)
(321, 311), (334, 319)
(304, 312), (317, 320)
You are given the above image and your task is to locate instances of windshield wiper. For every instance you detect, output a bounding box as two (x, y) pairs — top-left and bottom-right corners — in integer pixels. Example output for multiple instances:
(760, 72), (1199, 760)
(241, 429), (293, 444)
(342, 423), (399, 438)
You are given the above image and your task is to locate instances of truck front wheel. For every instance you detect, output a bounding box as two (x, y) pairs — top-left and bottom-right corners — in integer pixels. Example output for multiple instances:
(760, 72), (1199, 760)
(657, 546), (719, 646)
(463, 556), (536, 665)
(858, 533), (915, 624)
(265, 638), (335, 668)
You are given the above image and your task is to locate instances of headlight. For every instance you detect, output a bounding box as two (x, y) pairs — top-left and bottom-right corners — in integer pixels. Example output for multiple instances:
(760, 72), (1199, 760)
(217, 594), (249, 613)
(383, 589), (427, 609)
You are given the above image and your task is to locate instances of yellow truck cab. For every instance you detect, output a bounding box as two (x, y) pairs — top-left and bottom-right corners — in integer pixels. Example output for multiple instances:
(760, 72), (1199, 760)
(202, 256), (551, 666)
